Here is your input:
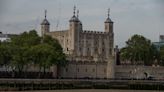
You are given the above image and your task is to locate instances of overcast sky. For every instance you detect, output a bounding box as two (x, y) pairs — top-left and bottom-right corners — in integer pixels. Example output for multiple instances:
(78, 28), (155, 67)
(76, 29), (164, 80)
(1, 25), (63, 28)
(0, 0), (164, 47)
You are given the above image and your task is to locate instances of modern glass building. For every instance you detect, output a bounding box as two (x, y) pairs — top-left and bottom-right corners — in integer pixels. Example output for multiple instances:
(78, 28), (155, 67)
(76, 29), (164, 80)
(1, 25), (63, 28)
(153, 35), (164, 51)
(0, 32), (10, 42)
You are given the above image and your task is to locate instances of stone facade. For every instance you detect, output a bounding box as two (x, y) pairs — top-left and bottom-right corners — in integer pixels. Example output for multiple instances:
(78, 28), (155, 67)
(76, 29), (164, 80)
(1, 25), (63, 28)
(115, 65), (164, 79)
(41, 7), (115, 78)
(60, 61), (107, 79)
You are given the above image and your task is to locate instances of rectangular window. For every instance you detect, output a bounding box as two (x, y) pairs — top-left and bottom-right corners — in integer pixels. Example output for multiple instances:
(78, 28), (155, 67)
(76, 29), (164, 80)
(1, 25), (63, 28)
(92, 68), (95, 72)
(104, 68), (106, 73)
(77, 68), (79, 72)
(85, 68), (88, 72)
(66, 68), (68, 72)
(102, 41), (104, 45)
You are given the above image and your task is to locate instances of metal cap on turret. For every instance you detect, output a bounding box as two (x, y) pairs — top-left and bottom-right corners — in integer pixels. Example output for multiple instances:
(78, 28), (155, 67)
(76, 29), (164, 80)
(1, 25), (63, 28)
(105, 8), (113, 23)
(77, 9), (82, 25)
(41, 10), (50, 25)
(69, 6), (79, 22)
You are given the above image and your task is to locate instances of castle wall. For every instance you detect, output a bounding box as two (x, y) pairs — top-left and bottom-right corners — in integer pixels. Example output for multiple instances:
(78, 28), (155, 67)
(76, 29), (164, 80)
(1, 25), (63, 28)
(59, 65), (164, 79)
(41, 11), (115, 79)
(47, 30), (113, 62)
(46, 31), (70, 54)
(60, 61), (107, 78)
(76, 31), (112, 61)
(46, 30), (115, 78)
(115, 65), (164, 79)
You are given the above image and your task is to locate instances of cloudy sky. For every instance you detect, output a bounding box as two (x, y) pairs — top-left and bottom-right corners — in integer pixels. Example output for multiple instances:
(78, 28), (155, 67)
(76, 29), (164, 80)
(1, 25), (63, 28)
(0, 0), (164, 47)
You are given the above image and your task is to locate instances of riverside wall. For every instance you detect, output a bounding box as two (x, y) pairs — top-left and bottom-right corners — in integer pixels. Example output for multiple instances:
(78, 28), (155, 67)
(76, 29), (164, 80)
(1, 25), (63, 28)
(115, 65), (164, 79)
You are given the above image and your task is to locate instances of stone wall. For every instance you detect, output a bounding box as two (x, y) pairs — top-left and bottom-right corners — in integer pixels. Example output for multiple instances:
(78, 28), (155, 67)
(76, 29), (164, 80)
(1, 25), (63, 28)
(48, 29), (113, 62)
(78, 31), (112, 60)
(59, 61), (107, 78)
(115, 65), (164, 79)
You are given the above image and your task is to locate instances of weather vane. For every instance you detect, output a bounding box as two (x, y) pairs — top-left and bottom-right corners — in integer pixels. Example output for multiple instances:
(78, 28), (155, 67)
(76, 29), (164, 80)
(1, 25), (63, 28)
(77, 10), (79, 18)
(108, 8), (110, 18)
(73, 5), (76, 16)
(45, 10), (47, 19)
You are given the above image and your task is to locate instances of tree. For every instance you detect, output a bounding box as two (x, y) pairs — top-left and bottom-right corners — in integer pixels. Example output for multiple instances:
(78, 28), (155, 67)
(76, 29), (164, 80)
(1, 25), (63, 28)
(10, 45), (29, 74)
(120, 34), (158, 65)
(29, 44), (55, 74)
(160, 46), (164, 65)
(10, 29), (40, 47)
(42, 35), (67, 66)
(8, 30), (41, 75)
(0, 30), (67, 78)
(28, 35), (67, 78)
(0, 43), (12, 71)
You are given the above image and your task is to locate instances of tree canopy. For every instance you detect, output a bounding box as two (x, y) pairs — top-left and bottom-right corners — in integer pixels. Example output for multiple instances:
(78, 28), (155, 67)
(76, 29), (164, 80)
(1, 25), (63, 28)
(0, 30), (66, 75)
(120, 34), (158, 65)
(160, 46), (164, 65)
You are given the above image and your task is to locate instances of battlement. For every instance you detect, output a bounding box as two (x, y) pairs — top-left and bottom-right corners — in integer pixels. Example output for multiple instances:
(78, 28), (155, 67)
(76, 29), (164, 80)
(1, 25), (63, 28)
(69, 61), (107, 64)
(82, 30), (108, 35)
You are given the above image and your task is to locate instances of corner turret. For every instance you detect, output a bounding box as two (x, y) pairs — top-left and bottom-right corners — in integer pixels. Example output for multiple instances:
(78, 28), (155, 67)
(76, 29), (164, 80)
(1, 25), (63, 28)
(104, 8), (113, 33)
(41, 10), (50, 36)
(68, 6), (80, 54)
(77, 9), (83, 31)
(69, 6), (79, 22)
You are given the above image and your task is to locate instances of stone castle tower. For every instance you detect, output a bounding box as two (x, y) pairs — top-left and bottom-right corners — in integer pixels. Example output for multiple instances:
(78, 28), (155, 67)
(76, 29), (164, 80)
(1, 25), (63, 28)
(104, 9), (115, 78)
(40, 7), (115, 79)
(68, 6), (80, 54)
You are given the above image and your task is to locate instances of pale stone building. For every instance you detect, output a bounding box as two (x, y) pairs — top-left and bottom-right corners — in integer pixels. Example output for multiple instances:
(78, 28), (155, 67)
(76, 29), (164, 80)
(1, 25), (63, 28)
(41, 7), (115, 79)
(160, 35), (164, 42)
(0, 32), (10, 42)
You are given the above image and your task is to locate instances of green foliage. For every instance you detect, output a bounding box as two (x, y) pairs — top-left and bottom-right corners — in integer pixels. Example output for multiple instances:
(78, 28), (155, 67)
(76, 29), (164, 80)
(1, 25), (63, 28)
(0, 43), (12, 68)
(10, 30), (41, 47)
(0, 30), (66, 75)
(29, 43), (57, 72)
(42, 35), (66, 66)
(160, 46), (164, 65)
(120, 34), (158, 65)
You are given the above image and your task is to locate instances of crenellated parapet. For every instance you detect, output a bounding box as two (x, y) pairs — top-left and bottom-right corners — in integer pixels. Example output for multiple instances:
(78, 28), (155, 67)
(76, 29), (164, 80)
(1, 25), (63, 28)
(82, 30), (108, 35)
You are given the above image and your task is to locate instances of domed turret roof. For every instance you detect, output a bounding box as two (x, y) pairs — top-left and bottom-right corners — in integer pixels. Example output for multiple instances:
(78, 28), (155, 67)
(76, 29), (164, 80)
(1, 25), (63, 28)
(79, 20), (82, 25)
(69, 15), (79, 22)
(41, 10), (50, 25)
(41, 19), (50, 25)
(105, 8), (113, 23)
(105, 17), (113, 23)
(69, 6), (79, 22)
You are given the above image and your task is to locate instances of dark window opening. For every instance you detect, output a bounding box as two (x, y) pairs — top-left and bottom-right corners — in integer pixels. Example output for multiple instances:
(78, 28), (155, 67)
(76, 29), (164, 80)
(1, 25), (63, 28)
(85, 68), (88, 72)
(66, 68), (68, 72)
(92, 69), (95, 72)
(77, 68), (79, 72)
